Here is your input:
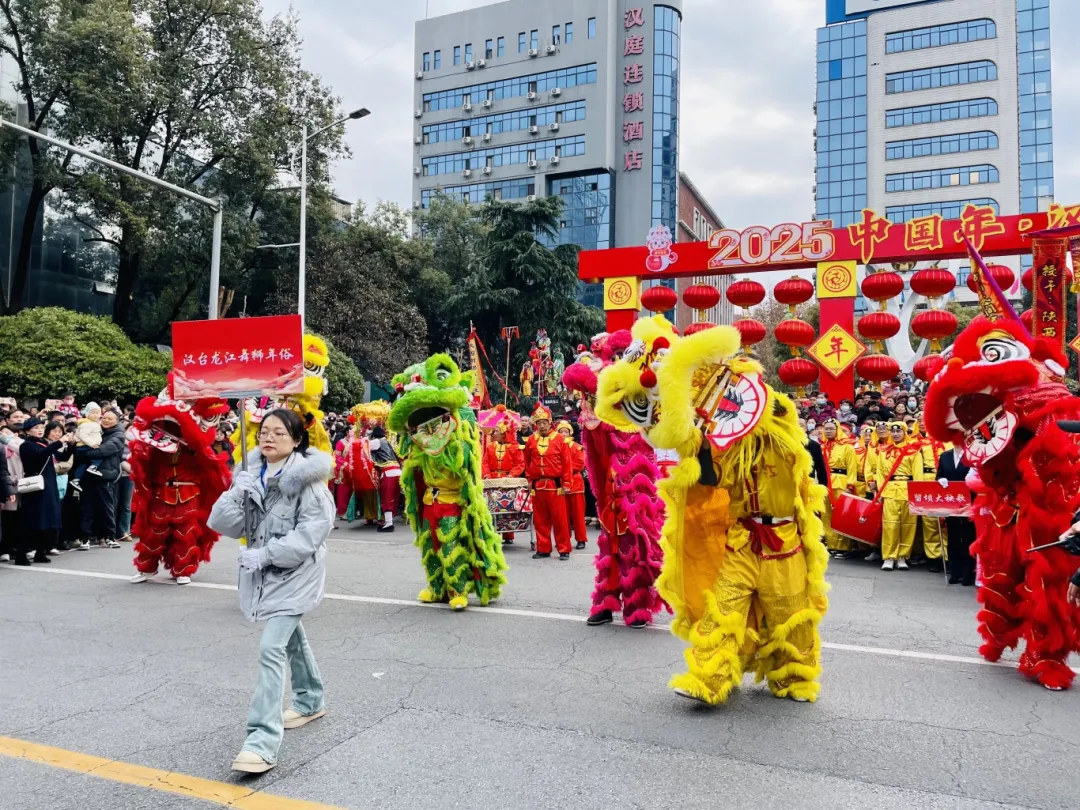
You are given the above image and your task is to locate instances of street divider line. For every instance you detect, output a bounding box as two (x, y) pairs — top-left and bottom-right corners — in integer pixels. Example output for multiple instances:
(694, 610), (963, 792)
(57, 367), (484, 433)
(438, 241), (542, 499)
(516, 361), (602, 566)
(0, 735), (345, 810)
(10, 564), (1073, 673)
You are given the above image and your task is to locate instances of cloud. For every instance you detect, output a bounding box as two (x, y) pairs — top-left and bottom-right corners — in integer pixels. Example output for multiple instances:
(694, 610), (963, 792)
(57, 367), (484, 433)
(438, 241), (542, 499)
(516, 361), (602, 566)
(266, 0), (1080, 232)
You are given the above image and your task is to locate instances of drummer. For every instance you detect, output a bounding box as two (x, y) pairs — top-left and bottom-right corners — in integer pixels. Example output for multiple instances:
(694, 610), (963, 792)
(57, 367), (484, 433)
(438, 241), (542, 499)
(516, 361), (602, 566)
(557, 420), (588, 550)
(482, 418), (525, 544)
(820, 419), (857, 559)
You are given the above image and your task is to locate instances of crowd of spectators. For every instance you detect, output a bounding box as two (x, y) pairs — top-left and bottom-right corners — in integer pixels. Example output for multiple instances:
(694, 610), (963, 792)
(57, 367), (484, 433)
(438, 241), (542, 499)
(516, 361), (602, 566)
(795, 374), (927, 440)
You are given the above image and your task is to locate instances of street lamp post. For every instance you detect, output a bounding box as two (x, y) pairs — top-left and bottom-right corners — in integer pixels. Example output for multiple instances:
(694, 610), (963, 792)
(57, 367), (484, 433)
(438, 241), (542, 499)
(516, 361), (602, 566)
(0, 119), (226, 318)
(297, 107), (369, 328)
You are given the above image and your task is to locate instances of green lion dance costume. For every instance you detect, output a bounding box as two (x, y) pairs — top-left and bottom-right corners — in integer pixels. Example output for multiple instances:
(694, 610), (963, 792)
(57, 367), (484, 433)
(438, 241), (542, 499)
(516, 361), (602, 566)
(389, 354), (508, 610)
(596, 317), (829, 704)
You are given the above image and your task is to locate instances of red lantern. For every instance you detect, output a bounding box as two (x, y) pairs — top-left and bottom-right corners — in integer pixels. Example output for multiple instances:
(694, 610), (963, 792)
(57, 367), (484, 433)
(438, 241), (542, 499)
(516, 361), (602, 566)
(775, 319), (815, 349)
(861, 271), (905, 303)
(856, 354), (900, 384)
(911, 309), (958, 342)
(778, 357), (819, 396)
(966, 263), (1015, 294)
(733, 317), (767, 348)
(913, 353), (946, 383)
(726, 278), (766, 311)
(684, 321), (716, 335)
(774, 276), (814, 312)
(909, 267), (956, 300)
(641, 284), (678, 314)
(1021, 308), (1034, 331)
(857, 311), (901, 342)
(683, 283), (720, 314)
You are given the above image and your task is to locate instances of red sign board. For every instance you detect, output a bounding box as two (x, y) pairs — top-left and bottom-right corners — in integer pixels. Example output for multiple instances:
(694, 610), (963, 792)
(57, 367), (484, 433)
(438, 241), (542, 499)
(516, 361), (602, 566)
(172, 315), (304, 399)
(907, 481), (972, 517)
(579, 208), (1055, 282)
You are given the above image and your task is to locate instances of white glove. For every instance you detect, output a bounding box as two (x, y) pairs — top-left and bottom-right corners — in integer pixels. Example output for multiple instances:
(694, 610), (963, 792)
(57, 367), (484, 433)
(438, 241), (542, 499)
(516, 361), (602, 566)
(239, 547), (269, 571)
(937, 478), (949, 488)
(233, 470), (261, 498)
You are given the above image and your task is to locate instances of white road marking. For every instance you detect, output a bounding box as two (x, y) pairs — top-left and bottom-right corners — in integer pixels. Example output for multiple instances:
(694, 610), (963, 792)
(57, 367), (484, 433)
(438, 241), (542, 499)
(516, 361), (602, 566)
(8, 564), (1076, 673)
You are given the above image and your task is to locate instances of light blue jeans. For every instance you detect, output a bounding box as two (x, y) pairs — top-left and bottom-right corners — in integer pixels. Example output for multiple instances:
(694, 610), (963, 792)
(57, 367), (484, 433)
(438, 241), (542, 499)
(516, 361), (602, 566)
(244, 615), (325, 763)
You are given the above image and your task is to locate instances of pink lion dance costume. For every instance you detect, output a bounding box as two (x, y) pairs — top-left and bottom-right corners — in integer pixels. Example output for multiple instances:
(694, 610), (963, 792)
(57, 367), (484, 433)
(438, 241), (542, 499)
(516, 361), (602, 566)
(923, 250), (1080, 690)
(563, 331), (667, 628)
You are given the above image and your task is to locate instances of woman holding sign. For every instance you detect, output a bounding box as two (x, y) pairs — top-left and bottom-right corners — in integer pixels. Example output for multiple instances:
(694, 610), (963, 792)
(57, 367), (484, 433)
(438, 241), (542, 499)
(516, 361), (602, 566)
(209, 408), (335, 774)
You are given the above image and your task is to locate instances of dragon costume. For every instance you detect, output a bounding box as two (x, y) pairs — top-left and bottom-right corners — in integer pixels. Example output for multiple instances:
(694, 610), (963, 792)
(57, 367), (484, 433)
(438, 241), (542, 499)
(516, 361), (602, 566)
(562, 330), (667, 628)
(128, 376), (232, 582)
(389, 354), (508, 610)
(231, 334), (332, 461)
(923, 262), (1080, 690)
(596, 317), (829, 704)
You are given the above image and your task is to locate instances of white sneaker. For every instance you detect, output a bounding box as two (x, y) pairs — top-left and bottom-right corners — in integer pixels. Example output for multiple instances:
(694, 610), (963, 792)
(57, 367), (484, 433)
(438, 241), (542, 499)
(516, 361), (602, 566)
(231, 750), (274, 774)
(897, 559), (909, 570)
(866, 552), (881, 562)
(129, 573), (151, 583)
(0, 554), (9, 562)
(881, 559), (896, 571)
(283, 708), (326, 729)
(175, 576), (191, 585)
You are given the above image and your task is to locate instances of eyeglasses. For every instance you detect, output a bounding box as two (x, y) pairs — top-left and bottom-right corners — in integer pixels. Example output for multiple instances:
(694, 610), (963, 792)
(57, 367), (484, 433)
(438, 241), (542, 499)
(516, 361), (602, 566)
(257, 430), (292, 441)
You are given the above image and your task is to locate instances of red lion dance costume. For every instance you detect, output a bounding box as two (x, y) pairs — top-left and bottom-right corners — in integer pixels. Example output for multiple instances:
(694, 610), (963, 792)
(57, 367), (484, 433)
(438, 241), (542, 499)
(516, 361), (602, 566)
(563, 331), (667, 628)
(924, 250), (1080, 690)
(128, 377), (232, 584)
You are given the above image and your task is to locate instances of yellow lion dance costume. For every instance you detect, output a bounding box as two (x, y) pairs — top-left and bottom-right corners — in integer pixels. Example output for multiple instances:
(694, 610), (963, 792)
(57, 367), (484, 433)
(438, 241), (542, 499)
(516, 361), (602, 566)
(596, 317), (830, 704)
(232, 334), (332, 460)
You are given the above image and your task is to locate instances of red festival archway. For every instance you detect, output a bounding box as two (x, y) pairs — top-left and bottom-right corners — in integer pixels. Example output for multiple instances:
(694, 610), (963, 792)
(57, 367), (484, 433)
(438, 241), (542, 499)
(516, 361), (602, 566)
(578, 203), (1080, 403)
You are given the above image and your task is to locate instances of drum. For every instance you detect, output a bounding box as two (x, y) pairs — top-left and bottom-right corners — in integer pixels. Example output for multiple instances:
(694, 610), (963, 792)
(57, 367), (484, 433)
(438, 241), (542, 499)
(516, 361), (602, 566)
(831, 492), (882, 546)
(483, 477), (532, 533)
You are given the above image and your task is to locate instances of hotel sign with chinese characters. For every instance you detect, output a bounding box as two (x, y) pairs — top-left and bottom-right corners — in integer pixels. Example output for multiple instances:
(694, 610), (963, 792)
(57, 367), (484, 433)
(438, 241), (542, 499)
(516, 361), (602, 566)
(579, 204), (1080, 281)
(621, 7), (646, 173)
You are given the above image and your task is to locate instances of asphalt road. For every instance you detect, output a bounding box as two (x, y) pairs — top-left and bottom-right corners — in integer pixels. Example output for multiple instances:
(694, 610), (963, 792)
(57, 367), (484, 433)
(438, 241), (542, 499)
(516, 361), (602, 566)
(0, 521), (1076, 810)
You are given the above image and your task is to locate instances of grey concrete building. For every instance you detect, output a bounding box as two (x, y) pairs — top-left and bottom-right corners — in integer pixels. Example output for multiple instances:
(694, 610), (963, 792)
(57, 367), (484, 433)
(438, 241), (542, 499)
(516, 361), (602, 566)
(413, 0), (683, 307)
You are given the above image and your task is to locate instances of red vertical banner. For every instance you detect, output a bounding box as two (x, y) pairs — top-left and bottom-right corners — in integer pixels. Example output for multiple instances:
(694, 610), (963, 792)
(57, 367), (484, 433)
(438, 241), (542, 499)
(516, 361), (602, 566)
(1032, 236), (1069, 351)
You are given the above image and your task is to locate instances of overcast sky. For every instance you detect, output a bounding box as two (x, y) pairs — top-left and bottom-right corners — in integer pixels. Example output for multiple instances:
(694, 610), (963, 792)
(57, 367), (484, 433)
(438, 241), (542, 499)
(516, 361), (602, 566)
(263, 0), (1080, 231)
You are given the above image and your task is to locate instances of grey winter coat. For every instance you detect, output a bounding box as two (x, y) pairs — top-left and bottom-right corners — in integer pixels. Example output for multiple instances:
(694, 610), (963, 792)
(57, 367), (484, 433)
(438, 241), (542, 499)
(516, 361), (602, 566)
(208, 448), (335, 622)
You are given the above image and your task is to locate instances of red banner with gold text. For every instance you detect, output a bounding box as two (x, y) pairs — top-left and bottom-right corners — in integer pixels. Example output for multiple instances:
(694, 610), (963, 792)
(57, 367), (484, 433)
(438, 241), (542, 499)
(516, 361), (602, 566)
(1032, 236), (1068, 351)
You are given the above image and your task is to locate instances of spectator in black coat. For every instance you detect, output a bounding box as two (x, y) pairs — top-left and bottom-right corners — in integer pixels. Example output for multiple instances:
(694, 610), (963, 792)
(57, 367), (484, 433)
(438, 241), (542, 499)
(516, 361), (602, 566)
(937, 445), (975, 586)
(74, 408), (125, 549)
(17, 420), (74, 564)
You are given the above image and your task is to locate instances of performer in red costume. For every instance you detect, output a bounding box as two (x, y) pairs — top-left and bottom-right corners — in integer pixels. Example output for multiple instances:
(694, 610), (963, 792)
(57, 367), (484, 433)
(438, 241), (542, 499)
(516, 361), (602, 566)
(482, 419), (525, 479)
(127, 377), (231, 585)
(558, 420), (588, 550)
(924, 247), (1080, 690)
(523, 403), (573, 560)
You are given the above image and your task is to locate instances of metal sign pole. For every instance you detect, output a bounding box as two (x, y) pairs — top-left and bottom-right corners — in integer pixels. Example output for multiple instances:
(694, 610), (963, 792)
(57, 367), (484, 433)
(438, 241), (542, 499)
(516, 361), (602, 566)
(239, 405), (252, 541)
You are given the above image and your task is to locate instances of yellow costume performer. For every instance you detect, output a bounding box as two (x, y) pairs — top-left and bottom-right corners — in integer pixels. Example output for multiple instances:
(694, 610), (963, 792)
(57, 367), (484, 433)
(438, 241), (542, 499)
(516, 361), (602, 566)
(875, 421), (921, 570)
(913, 422), (945, 569)
(350, 401), (393, 523)
(820, 420), (856, 555)
(852, 424), (875, 497)
(596, 317), (829, 705)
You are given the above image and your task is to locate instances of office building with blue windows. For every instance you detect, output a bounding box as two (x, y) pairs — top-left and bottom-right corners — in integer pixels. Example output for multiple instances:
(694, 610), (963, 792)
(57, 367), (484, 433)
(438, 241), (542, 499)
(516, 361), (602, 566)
(413, 0), (684, 308)
(816, 0), (1053, 304)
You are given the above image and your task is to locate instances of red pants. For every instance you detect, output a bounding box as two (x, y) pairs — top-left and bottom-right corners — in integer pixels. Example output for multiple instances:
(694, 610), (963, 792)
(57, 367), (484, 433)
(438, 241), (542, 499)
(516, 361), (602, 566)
(334, 483), (351, 517)
(378, 473), (400, 516)
(133, 498), (206, 578)
(533, 488), (570, 555)
(566, 492), (587, 544)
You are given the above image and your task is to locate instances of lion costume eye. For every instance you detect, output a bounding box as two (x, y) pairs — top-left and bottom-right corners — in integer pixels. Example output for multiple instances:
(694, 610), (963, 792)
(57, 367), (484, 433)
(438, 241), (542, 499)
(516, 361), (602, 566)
(980, 337), (1028, 364)
(435, 368), (451, 382)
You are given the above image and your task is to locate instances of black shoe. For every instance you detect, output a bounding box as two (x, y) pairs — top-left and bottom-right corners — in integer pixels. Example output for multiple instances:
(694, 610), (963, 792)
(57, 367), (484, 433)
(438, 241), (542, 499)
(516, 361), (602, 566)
(575, 542), (586, 550)
(33, 554), (51, 563)
(558, 552), (570, 561)
(948, 577), (963, 585)
(502, 538), (514, 545)
(376, 524), (395, 533)
(962, 579), (976, 587)
(13, 557), (30, 566)
(587, 609), (613, 626)
(927, 561), (944, 573)
(532, 552), (551, 559)
(628, 619), (649, 629)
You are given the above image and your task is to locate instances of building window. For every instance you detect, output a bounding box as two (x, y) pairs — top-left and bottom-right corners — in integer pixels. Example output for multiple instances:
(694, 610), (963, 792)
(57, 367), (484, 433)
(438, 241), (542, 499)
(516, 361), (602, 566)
(454, 46), (461, 65)
(543, 171), (613, 307)
(497, 36), (505, 57)
(885, 60), (997, 94)
(652, 6), (681, 238)
(420, 178), (537, 209)
(886, 97), (997, 128)
(421, 134), (586, 177)
(465, 43), (473, 63)
(815, 18), (868, 228)
(885, 130), (998, 160)
(885, 163), (999, 193)
(422, 63), (597, 111)
(552, 25), (561, 45)
(885, 19), (996, 54)
(588, 17), (596, 39)
(1017, 0), (1053, 213)
(433, 50), (441, 69)
(422, 52), (430, 71)
(885, 198), (999, 222)
(565, 22), (574, 44)
(485, 39), (493, 59)
(518, 32), (526, 53)
(530, 30), (538, 50)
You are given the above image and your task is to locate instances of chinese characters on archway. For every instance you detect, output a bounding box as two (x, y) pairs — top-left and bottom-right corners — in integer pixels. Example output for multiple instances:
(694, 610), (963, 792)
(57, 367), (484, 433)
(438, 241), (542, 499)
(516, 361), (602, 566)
(622, 8), (645, 173)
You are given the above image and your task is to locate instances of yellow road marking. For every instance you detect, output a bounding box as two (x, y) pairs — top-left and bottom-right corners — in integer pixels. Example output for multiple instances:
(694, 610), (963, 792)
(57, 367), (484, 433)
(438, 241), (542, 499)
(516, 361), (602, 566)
(0, 736), (345, 810)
